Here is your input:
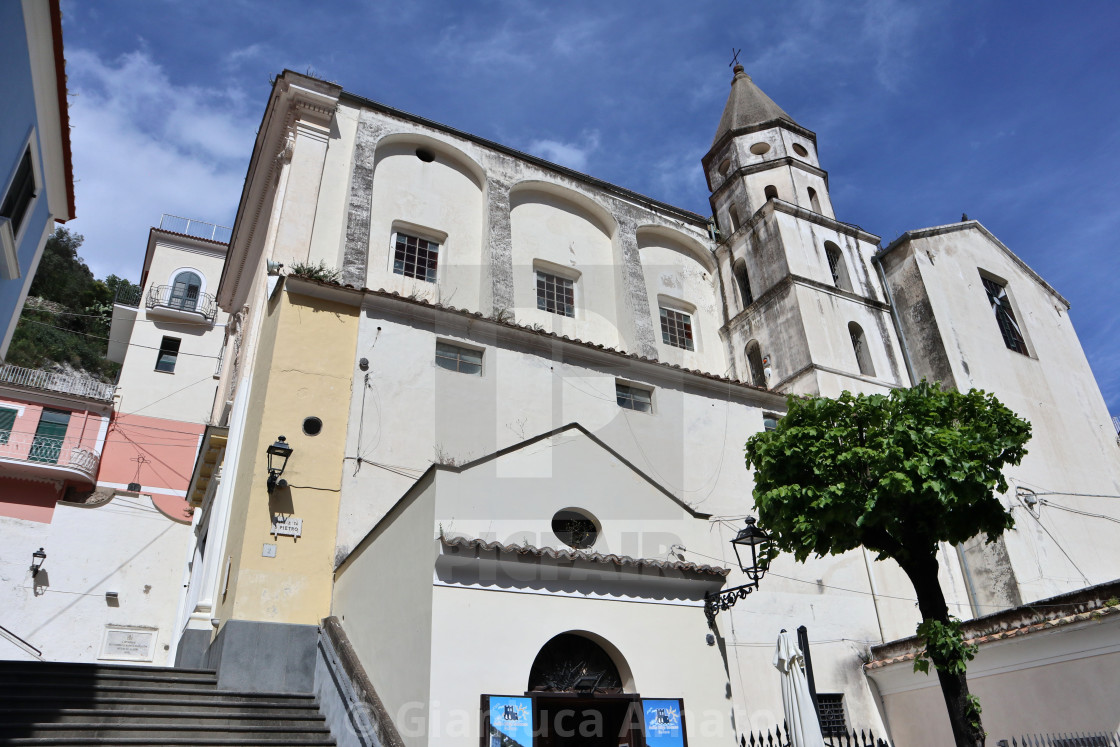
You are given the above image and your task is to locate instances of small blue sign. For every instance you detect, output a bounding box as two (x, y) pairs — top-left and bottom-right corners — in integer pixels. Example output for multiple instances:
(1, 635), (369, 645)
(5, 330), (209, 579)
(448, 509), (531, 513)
(489, 696), (533, 747)
(643, 699), (685, 747)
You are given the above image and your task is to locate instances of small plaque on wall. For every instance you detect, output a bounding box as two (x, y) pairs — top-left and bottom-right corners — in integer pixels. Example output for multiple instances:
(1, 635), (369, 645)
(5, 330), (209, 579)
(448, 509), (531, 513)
(99, 625), (157, 662)
(271, 517), (303, 537)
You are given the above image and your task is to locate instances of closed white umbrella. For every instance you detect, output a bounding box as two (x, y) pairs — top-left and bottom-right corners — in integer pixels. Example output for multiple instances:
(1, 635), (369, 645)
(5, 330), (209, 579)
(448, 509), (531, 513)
(773, 629), (827, 747)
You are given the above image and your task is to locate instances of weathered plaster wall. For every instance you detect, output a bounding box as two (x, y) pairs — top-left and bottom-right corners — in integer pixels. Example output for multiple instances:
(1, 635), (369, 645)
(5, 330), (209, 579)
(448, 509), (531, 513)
(0, 494), (190, 664)
(881, 225), (1120, 604)
(216, 283), (357, 628)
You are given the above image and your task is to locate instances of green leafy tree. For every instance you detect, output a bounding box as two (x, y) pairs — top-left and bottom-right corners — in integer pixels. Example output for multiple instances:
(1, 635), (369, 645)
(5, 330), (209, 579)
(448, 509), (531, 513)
(744, 382), (1031, 747)
(5, 228), (134, 381)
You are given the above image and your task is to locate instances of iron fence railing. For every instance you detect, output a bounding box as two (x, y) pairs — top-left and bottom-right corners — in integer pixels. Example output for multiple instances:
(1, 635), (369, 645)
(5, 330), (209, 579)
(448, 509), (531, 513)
(0, 430), (100, 480)
(114, 284), (143, 307)
(0, 363), (115, 401)
(998, 733), (1120, 747)
(146, 284), (218, 322)
(745, 725), (890, 747)
(159, 214), (232, 243)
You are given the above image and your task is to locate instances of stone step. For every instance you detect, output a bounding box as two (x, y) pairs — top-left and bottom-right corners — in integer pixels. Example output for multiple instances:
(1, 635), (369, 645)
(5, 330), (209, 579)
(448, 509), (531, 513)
(0, 703), (323, 718)
(0, 661), (216, 680)
(3, 723), (334, 740)
(0, 684), (318, 701)
(0, 670), (219, 689)
(1, 738), (335, 746)
(0, 709), (327, 726)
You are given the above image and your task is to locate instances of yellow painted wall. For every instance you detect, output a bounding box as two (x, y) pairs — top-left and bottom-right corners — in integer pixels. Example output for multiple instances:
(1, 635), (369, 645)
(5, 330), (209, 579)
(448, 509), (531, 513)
(217, 280), (359, 627)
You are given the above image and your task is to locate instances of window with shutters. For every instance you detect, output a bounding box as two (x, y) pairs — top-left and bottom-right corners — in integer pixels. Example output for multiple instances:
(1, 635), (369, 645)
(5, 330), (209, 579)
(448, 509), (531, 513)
(156, 336), (181, 373)
(982, 275), (1028, 355)
(1, 147), (36, 239)
(30, 409), (70, 464)
(0, 407), (16, 445)
(169, 271), (202, 312)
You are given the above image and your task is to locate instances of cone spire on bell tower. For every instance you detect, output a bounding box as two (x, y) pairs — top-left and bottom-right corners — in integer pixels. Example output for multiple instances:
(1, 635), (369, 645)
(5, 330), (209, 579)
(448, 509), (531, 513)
(712, 56), (797, 148)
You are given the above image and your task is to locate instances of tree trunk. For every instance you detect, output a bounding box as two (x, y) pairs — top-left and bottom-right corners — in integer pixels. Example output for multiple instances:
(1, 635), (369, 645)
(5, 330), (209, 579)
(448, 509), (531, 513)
(898, 552), (985, 747)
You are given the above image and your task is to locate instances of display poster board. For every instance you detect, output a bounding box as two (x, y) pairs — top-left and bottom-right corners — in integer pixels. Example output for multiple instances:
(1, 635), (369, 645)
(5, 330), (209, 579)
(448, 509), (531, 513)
(642, 699), (687, 747)
(485, 696), (533, 747)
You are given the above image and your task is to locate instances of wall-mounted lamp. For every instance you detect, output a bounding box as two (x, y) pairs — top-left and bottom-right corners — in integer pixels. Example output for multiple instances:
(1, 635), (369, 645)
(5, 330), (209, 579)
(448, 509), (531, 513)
(266, 436), (293, 493)
(704, 517), (771, 624)
(30, 548), (46, 577)
(266, 259), (284, 276)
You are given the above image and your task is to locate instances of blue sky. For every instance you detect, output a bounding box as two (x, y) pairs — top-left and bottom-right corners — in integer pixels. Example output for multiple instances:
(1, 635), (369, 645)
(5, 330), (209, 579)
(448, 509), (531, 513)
(58, 1), (1120, 414)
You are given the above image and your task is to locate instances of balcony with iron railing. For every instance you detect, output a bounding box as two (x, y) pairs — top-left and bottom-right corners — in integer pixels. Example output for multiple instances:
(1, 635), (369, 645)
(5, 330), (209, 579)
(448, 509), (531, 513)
(0, 363), (115, 402)
(146, 284), (219, 323)
(0, 430), (100, 483)
(159, 214), (232, 244)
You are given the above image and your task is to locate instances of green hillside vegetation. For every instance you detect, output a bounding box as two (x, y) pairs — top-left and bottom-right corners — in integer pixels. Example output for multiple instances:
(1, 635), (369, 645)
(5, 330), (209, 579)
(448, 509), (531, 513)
(5, 228), (138, 382)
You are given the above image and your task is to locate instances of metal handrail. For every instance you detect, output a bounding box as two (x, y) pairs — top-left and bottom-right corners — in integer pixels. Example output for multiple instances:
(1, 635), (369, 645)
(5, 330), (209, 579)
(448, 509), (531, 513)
(0, 363), (115, 402)
(0, 430), (100, 479)
(146, 285), (218, 322)
(0, 622), (42, 658)
(159, 214), (232, 243)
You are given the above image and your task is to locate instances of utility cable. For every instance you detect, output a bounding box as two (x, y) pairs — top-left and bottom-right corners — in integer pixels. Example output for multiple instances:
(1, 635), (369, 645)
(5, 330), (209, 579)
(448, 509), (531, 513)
(19, 319), (221, 359)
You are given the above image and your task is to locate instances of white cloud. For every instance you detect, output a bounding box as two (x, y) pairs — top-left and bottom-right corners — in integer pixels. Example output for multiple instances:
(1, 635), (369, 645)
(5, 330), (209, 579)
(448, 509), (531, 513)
(64, 48), (258, 280)
(526, 131), (601, 172)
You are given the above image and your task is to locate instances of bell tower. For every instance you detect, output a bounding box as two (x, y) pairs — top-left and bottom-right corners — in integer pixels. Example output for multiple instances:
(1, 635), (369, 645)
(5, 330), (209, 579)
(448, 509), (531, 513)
(704, 65), (907, 396)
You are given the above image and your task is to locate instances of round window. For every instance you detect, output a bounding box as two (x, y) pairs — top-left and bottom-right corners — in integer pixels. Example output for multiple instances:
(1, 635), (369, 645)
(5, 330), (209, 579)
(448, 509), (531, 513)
(749, 142), (770, 156)
(415, 148), (435, 163)
(303, 417), (323, 436)
(552, 509), (599, 550)
(718, 159), (731, 177)
(792, 143), (809, 157)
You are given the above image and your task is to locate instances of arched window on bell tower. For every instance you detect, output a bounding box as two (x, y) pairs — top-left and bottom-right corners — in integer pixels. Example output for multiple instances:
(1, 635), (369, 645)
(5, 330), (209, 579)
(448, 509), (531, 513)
(807, 187), (821, 213)
(824, 241), (852, 292)
(746, 340), (766, 386)
(764, 185), (778, 201)
(848, 322), (875, 377)
(734, 260), (753, 309)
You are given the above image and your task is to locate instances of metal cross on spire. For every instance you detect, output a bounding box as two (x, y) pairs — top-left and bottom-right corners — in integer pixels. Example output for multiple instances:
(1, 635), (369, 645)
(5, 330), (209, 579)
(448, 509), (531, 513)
(729, 48), (742, 68)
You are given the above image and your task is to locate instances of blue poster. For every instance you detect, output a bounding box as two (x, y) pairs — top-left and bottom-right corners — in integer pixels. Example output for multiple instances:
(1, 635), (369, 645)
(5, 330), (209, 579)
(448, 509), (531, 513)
(489, 696), (533, 747)
(643, 699), (685, 747)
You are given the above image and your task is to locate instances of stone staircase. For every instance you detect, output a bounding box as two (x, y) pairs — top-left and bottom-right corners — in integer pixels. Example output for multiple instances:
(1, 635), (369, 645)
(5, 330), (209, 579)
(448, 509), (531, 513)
(0, 659), (335, 745)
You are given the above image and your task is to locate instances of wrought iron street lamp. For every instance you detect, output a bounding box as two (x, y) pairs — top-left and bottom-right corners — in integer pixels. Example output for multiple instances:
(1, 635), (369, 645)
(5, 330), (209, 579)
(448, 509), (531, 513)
(30, 548), (46, 577)
(266, 436), (293, 493)
(705, 517), (771, 624)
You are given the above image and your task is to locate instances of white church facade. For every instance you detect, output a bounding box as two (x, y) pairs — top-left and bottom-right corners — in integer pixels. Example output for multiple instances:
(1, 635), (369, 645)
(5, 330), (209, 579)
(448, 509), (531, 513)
(9, 62), (1115, 746)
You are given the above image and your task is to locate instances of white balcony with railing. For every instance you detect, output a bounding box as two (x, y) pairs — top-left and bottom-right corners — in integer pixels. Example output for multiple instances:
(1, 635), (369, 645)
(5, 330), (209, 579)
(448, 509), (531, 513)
(0, 364), (115, 402)
(0, 430), (100, 483)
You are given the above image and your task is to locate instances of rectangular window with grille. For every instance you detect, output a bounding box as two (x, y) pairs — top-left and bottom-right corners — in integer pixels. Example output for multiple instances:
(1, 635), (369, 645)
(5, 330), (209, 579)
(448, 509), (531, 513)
(659, 307), (695, 350)
(816, 693), (847, 736)
(982, 276), (1028, 355)
(536, 271), (575, 317)
(393, 233), (439, 282)
(435, 342), (482, 375)
(616, 382), (652, 413)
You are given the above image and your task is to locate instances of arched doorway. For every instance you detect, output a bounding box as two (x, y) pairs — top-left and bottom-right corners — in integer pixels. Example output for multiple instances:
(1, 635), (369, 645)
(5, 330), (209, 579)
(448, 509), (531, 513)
(527, 633), (641, 747)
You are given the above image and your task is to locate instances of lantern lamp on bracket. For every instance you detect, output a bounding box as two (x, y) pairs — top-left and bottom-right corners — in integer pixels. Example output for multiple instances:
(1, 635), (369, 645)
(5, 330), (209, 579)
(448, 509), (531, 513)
(30, 548), (46, 577)
(705, 517), (771, 624)
(265, 436), (293, 493)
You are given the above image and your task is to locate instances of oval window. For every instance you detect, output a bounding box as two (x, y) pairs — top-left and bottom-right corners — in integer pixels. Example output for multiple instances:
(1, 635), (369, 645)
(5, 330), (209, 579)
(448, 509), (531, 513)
(718, 159), (731, 177)
(415, 148), (435, 163)
(552, 509), (599, 550)
(303, 416), (323, 436)
(792, 143), (809, 157)
(750, 142), (770, 156)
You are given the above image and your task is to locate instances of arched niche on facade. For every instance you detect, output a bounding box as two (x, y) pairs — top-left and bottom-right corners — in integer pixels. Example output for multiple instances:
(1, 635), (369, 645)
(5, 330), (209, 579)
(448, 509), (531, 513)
(635, 225), (715, 275)
(509, 181), (617, 240)
(366, 133), (486, 304)
(527, 631), (635, 694)
(372, 132), (486, 190)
